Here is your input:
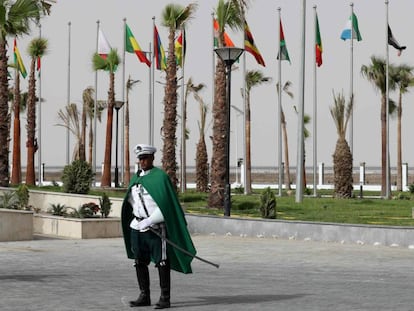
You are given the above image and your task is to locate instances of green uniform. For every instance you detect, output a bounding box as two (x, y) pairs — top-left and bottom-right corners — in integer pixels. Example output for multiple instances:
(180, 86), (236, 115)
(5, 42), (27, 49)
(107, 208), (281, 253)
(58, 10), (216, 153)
(121, 167), (196, 274)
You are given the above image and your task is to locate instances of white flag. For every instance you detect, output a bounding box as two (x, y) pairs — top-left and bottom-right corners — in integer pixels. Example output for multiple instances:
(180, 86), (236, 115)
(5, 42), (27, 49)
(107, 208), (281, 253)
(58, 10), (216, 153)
(98, 28), (111, 58)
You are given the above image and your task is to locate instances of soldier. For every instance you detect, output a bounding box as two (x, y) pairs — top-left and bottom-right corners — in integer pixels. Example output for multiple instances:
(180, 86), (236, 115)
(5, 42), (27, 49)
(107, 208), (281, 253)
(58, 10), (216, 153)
(121, 144), (196, 309)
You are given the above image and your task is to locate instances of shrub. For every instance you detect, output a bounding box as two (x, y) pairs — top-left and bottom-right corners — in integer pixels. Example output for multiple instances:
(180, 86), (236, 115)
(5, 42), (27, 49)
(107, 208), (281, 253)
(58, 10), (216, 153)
(78, 202), (100, 218)
(0, 191), (19, 209)
(16, 184), (30, 210)
(62, 160), (93, 194)
(99, 193), (112, 218)
(409, 183), (414, 194)
(259, 187), (277, 219)
(48, 203), (67, 216)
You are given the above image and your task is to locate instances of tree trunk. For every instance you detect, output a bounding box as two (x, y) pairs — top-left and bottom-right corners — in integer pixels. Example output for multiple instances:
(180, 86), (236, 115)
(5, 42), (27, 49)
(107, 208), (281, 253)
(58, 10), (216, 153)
(397, 92), (402, 191)
(124, 91), (131, 185)
(281, 109), (291, 190)
(245, 93), (252, 194)
(26, 58), (37, 186)
(380, 94), (388, 197)
(0, 41), (9, 187)
(208, 60), (227, 209)
(11, 71), (21, 184)
(101, 72), (115, 187)
(162, 28), (178, 189)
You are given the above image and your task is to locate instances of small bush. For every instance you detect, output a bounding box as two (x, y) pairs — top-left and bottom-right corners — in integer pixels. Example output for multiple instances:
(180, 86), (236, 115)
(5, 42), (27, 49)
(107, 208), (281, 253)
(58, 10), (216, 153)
(99, 193), (112, 218)
(409, 183), (414, 194)
(78, 202), (100, 218)
(259, 187), (277, 219)
(16, 184), (30, 210)
(0, 191), (19, 209)
(48, 203), (67, 216)
(62, 160), (93, 194)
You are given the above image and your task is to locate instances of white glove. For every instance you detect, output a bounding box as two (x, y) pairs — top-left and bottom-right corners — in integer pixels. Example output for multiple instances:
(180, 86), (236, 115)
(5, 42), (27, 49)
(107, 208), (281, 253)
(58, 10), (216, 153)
(137, 218), (152, 231)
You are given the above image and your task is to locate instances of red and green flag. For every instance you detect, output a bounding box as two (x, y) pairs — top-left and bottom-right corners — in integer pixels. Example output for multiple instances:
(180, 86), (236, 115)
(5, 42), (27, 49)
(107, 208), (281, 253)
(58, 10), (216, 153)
(175, 29), (186, 67)
(125, 23), (151, 67)
(315, 13), (323, 67)
(277, 20), (290, 63)
(213, 18), (235, 47)
(154, 24), (167, 70)
(13, 38), (27, 78)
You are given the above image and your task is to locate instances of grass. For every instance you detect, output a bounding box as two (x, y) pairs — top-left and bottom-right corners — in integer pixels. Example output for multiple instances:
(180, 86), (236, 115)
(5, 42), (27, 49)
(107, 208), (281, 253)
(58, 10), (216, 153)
(33, 185), (414, 227)
(180, 189), (414, 227)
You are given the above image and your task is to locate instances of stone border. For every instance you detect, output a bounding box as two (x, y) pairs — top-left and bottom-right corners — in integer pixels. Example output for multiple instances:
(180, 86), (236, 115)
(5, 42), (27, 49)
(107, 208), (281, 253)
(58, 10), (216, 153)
(186, 214), (414, 248)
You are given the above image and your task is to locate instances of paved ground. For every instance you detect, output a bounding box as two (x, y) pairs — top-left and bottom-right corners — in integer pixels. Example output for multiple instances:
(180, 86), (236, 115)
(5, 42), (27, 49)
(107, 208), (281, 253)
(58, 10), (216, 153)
(1, 234), (414, 311)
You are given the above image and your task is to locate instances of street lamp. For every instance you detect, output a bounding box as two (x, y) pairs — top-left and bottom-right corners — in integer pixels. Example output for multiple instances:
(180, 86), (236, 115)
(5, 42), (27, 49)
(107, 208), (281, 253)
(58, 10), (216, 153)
(114, 100), (124, 187)
(214, 46), (244, 217)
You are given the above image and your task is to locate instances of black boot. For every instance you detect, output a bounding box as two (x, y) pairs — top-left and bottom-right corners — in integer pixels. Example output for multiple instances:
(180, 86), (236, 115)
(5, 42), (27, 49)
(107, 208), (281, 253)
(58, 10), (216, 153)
(129, 262), (151, 307)
(155, 262), (171, 309)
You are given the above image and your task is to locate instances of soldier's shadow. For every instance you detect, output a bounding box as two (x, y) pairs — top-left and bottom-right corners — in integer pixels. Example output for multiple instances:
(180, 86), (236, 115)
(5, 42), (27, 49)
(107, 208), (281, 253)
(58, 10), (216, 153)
(172, 293), (309, 308)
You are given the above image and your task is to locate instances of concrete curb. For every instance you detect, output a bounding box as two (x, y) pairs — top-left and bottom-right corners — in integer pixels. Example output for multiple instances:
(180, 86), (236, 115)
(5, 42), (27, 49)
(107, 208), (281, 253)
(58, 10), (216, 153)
(186, 214), (414, 248)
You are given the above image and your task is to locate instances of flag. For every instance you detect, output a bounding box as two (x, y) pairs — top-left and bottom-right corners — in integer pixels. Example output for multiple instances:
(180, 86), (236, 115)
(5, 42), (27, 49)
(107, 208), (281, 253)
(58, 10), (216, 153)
(125, 23), (151, 67)
(98, 28), (111, 59)
(244, 21), (265, 67)
(154, 25), (167, 70)
(388, 25), (406, 56)
(175, 29), (186, 67)
(315, 13), (323, 67)
(13, 38), (27, 78)
(277, 20), (290, 63)
(340, 12), (362, 41)
(213, 18), (235, 47)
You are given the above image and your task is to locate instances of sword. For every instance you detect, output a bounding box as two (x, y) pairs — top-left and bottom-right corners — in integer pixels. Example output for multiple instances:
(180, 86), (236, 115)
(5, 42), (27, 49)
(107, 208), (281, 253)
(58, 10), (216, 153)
(148, 227), (220, 269)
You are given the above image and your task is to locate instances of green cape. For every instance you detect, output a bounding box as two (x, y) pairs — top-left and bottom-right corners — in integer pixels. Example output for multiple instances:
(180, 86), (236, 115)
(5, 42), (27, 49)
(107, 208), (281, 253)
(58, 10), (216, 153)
(121, 167), (196, 274)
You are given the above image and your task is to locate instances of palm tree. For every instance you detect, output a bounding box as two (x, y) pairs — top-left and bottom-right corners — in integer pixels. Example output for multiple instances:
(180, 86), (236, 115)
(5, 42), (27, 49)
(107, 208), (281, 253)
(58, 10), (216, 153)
(82, 86), (94, 164)
(25, 37), (48, 186)
(56, 103), (82, 161)
(392, 64), (414, 191)
(276, 81), (294, 190)
(10, 63), (28, 185)
(124, 76), (140, 185)
(182, 77), (205, 191)
(361, 56), (397, 197)
(244, 70), (271, 194)
(92, 48), (120, 187)
(82, 87), (104, 165)
(186, 78), (208, 192)
(161, 3), (197, 190)
(330, 92), (353, 198)
(209, 0), (245, 208)
(0, 0), (50, 187)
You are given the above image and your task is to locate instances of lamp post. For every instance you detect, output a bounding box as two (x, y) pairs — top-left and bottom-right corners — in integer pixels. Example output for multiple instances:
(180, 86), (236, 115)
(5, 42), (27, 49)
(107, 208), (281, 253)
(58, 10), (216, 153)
(114, 100), (124, 187)
(214, 47), (244, 217)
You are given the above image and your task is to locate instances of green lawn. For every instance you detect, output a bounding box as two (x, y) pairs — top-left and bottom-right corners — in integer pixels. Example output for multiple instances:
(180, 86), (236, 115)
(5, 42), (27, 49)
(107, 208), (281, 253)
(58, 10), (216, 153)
(36, 185), (414, 227)
(180, 190), (414, 227)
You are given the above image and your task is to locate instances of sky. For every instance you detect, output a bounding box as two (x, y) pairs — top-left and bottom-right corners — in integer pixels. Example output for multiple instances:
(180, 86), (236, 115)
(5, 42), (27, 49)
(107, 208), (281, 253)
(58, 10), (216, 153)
(11, 0), (414, 172)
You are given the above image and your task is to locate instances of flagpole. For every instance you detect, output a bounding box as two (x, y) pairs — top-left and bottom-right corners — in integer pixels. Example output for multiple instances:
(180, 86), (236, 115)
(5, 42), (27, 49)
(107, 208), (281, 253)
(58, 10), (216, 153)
(312, 6), (317, 197)
(211, 12), (215, 135)
(242, 34), (247, 194)
(295, 0), (306, 203)
(93, 20), (99, 186)
(37, 23), (42, 186)
(66, 21), (71, 165)
(151, 17), (156, 146)
(277, 8), (283, 197)
(121, 18), (126, 185)
(148, 42), (153, 146)
(349, 2), (354, 156)
(180, 27), (186, 193)
(385, 0), (390, 198)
